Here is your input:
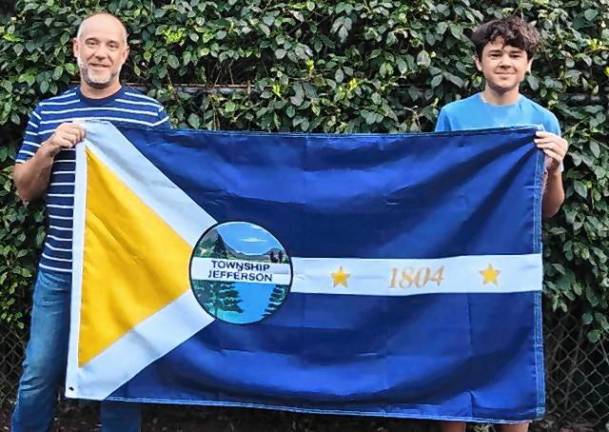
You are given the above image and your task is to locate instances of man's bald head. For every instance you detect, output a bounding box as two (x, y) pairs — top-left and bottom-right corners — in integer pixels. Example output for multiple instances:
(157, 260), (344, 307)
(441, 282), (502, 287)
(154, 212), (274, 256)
(72, 12), (130, 95)
(76, 12), (128, 43)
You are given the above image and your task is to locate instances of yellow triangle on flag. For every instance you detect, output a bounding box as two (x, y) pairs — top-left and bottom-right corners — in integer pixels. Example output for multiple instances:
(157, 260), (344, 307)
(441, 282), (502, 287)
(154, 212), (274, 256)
(79, 149), (192, 366)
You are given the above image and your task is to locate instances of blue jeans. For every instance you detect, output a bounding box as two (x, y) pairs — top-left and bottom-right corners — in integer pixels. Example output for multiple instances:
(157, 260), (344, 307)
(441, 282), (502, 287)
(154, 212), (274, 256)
(11, 269), (142, 432)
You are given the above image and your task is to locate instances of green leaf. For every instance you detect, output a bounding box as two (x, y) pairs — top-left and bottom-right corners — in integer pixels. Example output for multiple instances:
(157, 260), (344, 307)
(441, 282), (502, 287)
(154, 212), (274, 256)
(595, 313), (609, 331)
(396, 57), (407, 74)
(167, 55), (179, 69)
(416, 50), (431, 68)
(263, 15), (275, 26)
(187, 113), (200, 128)
(582, 312), (593, 325)
(526, 75), (539, 91)
(587, 329), (601, 343)
(224, 101), (237, 113)
(573, 180), (588, 198)
(430, 74), (443, 88)
(589, 141), (601, 158)
(335, 68), (344, 83)
(258, 24), (270, 37)
(584, 9), (598, 21)
(65, 63), (77, 75)
(444, 72), (464, 88)
(290, 93), (303, 107)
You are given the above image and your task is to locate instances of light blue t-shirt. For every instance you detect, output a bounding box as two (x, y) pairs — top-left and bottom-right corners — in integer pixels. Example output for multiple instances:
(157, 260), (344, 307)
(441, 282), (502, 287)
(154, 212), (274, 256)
(435, 93), (560, 135)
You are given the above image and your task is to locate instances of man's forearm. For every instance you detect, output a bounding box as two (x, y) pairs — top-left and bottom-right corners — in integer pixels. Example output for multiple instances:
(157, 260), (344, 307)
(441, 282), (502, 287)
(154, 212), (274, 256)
(542, 170), (565, 218)
(13, 145), (55, 202)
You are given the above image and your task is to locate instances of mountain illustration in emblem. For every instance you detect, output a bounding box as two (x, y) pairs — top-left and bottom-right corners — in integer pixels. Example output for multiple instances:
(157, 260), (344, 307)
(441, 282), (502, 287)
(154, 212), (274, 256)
(190, 221), (292, 324)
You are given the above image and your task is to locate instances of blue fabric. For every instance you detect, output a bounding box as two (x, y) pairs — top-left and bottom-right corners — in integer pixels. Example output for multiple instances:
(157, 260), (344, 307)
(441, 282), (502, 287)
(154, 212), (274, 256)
(120, 127), (542, 258)
(15, 86), (169, 274)
(435, 93), (560, 134)
(99, 126), (545, 422)
(111, 293), (541, 422)
(12, 270), (70, 432)
(11, 270), (141, 432)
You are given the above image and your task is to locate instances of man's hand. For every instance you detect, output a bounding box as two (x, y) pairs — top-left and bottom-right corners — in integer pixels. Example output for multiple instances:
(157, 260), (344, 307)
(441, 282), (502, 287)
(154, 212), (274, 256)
(13, 122), (85, 202)
(534, 131), (568, 173)
(40, 122), (86, 159)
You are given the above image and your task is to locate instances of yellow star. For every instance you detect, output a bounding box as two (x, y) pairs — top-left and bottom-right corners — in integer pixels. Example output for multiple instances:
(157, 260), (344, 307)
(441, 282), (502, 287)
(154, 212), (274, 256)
(331, 266), (350, 287)
(480, 264), (500, 285)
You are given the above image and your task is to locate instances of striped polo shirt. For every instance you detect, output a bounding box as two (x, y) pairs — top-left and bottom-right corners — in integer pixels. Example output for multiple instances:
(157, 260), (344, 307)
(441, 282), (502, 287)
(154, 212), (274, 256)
(16, 86), (170, 274)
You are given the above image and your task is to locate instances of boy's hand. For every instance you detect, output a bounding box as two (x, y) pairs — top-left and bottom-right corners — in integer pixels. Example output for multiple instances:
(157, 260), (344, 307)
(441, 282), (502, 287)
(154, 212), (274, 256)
(534, 131), (568, 173)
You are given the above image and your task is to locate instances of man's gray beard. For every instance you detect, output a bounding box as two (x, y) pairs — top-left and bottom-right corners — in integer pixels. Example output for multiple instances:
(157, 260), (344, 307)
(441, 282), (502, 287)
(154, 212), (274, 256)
(76, 55), (122, 89)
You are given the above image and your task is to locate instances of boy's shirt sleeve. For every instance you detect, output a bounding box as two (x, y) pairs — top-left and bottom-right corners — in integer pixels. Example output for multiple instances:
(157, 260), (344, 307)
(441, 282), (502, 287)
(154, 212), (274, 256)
(546, 113), (564, 172)
(434, 108), (451, 132)
(537, 110), (561, 135)
(16, 105), (43, 164)
(547, 114), (561, 136)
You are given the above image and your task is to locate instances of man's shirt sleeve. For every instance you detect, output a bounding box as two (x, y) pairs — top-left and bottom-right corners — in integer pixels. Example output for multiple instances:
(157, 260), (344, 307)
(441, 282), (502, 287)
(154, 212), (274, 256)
(16, 106), (43, 164)
(434, 108), (451, 132)
(154, 105), (171, 129)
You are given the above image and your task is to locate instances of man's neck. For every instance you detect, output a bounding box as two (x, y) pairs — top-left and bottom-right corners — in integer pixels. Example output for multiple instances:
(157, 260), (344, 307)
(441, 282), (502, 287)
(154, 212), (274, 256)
(80, 81), (122, 99)
(481, 86), (520, 105)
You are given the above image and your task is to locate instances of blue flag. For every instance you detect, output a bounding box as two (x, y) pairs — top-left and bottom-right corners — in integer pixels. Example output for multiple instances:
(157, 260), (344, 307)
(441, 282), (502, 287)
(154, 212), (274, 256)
(67, 122), (545, 423)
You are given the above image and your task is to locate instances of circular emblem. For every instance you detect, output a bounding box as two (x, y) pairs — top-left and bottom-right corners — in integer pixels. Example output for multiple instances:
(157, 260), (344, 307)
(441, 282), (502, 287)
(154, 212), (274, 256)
(189, 221), (292, 324)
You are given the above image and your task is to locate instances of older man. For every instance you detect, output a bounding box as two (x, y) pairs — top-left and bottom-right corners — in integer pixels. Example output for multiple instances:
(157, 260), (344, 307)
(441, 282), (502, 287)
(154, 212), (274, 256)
(12, 12), (169, 431)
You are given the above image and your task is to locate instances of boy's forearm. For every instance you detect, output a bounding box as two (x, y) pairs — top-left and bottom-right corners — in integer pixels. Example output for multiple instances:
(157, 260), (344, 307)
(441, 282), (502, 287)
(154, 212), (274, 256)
(542, 170), (565, 218)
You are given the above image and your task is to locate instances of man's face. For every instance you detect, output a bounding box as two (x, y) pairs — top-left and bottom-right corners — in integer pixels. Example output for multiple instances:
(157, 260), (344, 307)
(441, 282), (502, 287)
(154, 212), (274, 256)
(73, 15), (129, 89)
(475, 37), (532, 94)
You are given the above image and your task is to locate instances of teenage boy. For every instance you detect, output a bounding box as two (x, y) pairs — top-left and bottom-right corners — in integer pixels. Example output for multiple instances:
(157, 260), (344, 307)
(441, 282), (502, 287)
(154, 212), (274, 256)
(436, 16), (567, 219)
(434, 16), (568, 432)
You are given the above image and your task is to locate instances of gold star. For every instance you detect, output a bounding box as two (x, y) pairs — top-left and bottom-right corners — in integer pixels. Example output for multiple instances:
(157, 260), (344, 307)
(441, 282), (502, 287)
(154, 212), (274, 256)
(480, 264), (500, 285)
(331, 266), (350, 287)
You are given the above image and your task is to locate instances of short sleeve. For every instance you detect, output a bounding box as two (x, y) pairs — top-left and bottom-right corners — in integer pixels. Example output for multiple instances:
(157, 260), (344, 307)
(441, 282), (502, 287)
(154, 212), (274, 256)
(16, 106), (43, 164)
(434, 108), (451, 132)
(543, 112), (564, 172)
(544, 111), (561, 136)
(154, 105), (171, 129)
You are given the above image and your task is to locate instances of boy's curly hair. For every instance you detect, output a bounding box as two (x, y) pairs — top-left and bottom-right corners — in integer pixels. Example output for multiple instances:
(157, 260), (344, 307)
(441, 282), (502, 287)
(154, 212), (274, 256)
(470, 16), (541, 59)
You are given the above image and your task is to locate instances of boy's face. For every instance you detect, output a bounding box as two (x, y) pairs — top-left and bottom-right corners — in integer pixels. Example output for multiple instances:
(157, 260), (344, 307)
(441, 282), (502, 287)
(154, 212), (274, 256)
(475, 37), (532, 94)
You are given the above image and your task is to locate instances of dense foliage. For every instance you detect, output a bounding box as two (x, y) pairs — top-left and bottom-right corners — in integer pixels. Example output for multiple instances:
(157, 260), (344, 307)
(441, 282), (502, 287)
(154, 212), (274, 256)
(0, 0), (608, 342)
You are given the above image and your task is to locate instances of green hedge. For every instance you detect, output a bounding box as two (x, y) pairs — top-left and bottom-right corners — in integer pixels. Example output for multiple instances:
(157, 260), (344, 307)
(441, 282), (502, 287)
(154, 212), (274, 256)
(0, 0), (608, 340)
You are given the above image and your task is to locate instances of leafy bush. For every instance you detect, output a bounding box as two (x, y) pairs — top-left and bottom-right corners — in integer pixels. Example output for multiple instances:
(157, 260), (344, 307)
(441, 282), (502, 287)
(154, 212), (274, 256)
(0, 0), (608, 342)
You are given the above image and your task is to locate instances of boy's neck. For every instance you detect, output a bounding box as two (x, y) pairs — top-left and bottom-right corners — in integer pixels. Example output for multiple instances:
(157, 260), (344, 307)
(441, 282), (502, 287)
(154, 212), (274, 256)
(481, 86), (520, 105)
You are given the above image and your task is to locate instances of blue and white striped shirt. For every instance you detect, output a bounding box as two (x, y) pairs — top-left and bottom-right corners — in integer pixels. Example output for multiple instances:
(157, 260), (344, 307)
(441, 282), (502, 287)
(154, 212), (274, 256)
(16, 86), (170, 274)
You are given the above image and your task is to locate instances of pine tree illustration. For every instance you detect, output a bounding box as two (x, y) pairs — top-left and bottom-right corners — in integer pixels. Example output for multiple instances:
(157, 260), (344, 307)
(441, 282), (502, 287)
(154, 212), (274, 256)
(194, 280), (243, 316)
(213, 235), (229, 258)
(263, 285), (288, 317)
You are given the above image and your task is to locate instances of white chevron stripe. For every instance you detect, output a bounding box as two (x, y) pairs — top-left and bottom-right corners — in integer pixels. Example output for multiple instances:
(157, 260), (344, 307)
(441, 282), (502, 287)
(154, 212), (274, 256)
(83, 121), (216, 246)
(66, 291), (213, 400)
(67, 121), (218, 400)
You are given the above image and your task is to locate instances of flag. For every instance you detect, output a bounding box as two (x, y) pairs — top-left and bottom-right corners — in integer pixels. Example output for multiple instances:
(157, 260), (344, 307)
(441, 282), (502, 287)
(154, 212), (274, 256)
(66, 121), (546, 422)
